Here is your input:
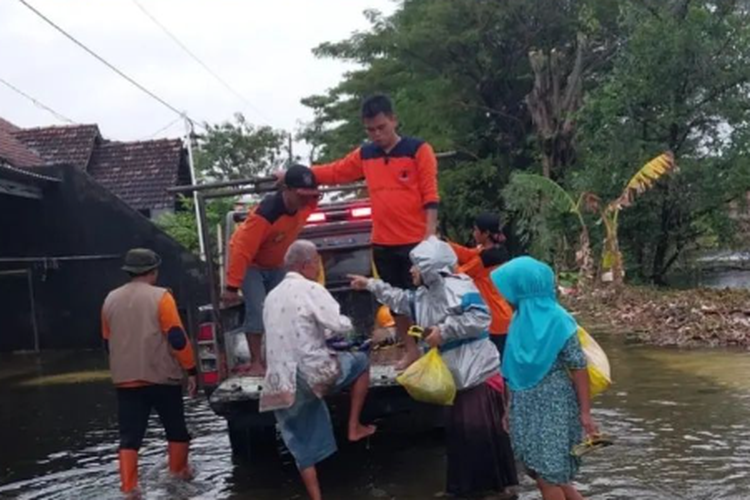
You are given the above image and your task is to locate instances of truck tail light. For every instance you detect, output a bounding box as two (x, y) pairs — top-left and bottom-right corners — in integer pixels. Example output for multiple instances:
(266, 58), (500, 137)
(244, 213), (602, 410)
(349, 206), (372, 219)
(307, 212), (327, 224)
(197, 323), (219, 387)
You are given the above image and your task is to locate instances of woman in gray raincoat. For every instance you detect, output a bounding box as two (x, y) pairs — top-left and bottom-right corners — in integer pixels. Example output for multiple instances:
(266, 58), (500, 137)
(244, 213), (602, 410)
(350, 237), (518, 497)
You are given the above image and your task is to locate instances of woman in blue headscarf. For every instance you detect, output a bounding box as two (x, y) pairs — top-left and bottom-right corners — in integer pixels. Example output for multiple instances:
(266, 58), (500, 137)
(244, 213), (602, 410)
(492, 256), (598, 500)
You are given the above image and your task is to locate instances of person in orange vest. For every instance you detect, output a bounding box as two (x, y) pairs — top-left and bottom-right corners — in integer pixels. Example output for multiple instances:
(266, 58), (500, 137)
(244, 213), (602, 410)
(222, 165), (320, 376)
(101, 249), (198, 494)
(312, 94), (439, 370)
(448, 213), (513, 357)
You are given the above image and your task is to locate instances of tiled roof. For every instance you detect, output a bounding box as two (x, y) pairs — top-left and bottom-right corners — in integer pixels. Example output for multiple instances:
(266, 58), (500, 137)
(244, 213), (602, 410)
(0, 117), (20, 133)
(0, 117), (187, 211)
(87, 139), (186, 211)
(13, 124), (100, 169)
(0, 118), (44, 168)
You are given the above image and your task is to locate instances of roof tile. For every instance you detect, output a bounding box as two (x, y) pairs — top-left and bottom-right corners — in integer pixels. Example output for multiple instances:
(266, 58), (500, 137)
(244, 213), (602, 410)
(13, 124), (100, 169)
(87, 139), (185, 211)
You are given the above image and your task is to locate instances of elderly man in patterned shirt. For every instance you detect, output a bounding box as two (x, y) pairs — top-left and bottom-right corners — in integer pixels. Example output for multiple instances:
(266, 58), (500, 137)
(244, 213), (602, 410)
(260, 239), (376, 500)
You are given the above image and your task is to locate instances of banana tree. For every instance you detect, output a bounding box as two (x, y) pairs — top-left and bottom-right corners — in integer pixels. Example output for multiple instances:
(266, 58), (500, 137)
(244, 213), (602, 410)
(600, 152), (677, 284)
(504, 172), (599, 285)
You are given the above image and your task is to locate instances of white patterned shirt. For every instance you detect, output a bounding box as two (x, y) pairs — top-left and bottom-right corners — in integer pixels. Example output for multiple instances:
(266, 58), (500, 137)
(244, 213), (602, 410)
(259, 272), (353, 412)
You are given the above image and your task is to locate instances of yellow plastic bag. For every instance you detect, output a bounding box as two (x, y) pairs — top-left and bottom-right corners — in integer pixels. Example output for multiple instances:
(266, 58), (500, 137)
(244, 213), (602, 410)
(578, 327), (612, 398)
(396, 347), (456, 405)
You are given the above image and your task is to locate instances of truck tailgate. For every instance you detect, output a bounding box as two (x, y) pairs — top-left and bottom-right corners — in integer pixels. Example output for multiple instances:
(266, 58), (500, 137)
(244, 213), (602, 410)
(209, 363), (400, 406)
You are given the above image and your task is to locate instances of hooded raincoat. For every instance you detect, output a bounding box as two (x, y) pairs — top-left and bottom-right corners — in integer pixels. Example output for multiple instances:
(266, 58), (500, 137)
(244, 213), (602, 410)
(366, 237), (499, 390)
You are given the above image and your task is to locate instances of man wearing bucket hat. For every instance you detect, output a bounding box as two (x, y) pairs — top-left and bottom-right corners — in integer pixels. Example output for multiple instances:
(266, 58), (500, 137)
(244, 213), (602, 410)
(223, 164), (321, 376)
(101, 248), (197, 493)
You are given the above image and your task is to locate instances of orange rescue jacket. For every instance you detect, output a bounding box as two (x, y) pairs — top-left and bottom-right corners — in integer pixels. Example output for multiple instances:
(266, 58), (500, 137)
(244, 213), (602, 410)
(449, 242), (512, 335)
(226, 192), (316, 289)
(313, 137), (439, 246)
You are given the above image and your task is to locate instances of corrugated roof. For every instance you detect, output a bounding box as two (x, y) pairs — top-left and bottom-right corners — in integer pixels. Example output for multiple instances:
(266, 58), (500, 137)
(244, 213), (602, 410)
(0, 159), (60, 183)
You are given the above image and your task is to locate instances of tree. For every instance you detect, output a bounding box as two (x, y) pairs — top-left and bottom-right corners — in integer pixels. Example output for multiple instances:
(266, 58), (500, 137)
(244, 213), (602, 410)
(156, 195), (237, 256)
(195, 113), (287, 181)
(575, 0), (750, 283)
(158, 114), (288, 255)
(503, 172), (597, 283)
(525, 2), (621, 180)
(300, 0), (619, 240)
(599, 152), (677, 285)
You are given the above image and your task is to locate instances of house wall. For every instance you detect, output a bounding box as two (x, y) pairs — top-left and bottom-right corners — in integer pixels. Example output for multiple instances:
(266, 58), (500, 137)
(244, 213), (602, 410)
(0, 164), (207, 351)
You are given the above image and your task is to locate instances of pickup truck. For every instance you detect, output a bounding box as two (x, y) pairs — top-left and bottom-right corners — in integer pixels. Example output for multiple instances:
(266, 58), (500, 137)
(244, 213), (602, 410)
(193, 196), (422, 458)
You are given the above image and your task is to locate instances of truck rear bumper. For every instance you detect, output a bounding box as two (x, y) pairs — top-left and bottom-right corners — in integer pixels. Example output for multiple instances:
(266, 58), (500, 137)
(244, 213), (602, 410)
(208, 364), (400, 417)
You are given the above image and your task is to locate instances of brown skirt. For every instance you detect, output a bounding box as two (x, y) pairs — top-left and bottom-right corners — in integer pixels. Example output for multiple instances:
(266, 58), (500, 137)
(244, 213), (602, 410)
(446, 382), (518, 496)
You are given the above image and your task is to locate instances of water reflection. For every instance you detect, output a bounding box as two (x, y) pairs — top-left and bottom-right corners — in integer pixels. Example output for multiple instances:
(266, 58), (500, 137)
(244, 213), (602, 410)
(1, 337), (750, 499)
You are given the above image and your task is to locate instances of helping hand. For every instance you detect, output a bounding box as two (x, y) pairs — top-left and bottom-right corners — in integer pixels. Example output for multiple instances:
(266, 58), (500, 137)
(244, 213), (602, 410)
(187, 375), (198, 398)
(424, 326), (443, 348)
(221, 289), (241, 306)
(273, 169), (285, 185)
(348, 274), (370, 291)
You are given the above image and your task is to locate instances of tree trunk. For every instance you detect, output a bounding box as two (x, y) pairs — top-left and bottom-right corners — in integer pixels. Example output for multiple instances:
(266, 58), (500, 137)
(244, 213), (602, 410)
(576, 225), (595, 290)
(651, 197), (673, 285)
(526, 33), (587, 180)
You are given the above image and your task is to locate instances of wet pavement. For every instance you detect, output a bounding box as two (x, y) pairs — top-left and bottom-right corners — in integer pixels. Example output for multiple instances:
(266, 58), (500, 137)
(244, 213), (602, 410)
(2, 334), (750, 499)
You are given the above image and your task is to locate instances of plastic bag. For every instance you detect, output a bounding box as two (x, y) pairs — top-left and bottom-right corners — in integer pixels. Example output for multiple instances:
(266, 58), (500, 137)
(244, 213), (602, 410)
(396, 347), (456, 405)
(578, 327), (612, 398)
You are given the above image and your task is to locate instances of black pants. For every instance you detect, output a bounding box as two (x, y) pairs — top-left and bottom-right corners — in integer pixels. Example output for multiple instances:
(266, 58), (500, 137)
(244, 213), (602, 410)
(117, 384), (190, 450)
(490, 334), (507, 360)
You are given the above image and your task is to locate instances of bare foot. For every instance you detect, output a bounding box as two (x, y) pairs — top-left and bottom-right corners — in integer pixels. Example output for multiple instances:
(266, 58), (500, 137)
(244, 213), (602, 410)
(234, 362), (266, 376)
(348, 424), (377, 442)
(247, 362), (266, 376)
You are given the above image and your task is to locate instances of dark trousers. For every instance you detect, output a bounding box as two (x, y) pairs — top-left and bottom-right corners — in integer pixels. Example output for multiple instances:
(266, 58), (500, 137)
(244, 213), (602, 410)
(116, 384), (190, 450)
(490, 334), (507, 360)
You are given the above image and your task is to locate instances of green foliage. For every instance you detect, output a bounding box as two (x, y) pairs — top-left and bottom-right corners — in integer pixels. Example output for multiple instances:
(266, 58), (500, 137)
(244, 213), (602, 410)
(575, 0), (750, 282)
(195, 113), (288, 181)
(159, 113), (288, 254)
(300, 0), (618, 254)
(438, 158), (505, 242)
(503, 171), (591, 265)
(301, 0), (750, 282)
(156, 196), (236, 257)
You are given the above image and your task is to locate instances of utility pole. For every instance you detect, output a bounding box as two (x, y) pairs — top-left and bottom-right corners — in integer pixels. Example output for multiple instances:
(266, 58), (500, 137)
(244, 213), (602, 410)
(183, 114), (207, 261)
(287, 131), (294, 167)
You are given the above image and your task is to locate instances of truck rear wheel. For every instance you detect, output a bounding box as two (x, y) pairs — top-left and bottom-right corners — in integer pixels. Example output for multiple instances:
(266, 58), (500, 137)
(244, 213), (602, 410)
(227, 416), (277, 462)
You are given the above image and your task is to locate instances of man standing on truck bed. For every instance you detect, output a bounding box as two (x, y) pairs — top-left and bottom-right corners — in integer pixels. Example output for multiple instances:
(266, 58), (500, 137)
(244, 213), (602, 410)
(101, 248), (197, 494)
(222, 165), (320, 376)
(312, 94), (440, 369)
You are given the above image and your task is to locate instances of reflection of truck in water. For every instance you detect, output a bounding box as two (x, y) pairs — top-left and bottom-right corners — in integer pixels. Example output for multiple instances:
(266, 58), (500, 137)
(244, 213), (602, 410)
(183, 181), (420, 458)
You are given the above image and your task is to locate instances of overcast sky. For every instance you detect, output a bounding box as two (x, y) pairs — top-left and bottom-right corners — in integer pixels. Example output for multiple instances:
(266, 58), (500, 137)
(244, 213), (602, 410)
(0, 0), (396, 149)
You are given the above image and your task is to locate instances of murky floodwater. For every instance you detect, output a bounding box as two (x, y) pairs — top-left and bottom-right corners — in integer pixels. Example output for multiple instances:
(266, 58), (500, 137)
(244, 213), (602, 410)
(1, 335), (750, 500)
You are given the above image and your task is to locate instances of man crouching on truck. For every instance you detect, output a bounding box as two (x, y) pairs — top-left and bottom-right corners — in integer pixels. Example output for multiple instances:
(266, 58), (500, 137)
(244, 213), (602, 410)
(260, 240), (376, 500)
(222, 165), (320, 376)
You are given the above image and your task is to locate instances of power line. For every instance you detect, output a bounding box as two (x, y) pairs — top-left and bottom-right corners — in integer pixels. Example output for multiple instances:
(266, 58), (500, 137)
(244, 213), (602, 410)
(0, 77), (75, 124)
(130, 0), (273, 126)
(139, 116), (183, 140)
(17, 0), (204, 128)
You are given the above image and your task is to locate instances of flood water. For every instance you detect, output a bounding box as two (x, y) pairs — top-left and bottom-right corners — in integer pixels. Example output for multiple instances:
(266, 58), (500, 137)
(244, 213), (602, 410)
(1, 334), (750, 499)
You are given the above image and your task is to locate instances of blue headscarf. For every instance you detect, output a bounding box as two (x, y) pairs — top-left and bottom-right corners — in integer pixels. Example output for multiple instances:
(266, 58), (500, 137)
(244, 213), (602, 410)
(490, 256), (578, 391)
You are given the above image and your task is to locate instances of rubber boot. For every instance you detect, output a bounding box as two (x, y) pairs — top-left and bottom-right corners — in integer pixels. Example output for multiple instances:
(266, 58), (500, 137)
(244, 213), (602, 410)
(118, 449), (138, 493)
(167, 441), (192, 480)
